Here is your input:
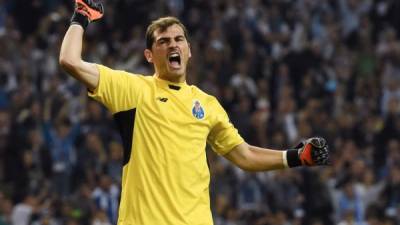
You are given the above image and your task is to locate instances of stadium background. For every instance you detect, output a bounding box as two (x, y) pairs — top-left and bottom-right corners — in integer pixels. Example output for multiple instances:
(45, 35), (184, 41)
(0, 0), (400, 224)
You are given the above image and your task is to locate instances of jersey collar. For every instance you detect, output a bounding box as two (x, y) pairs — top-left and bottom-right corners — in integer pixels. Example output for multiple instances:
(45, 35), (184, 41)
(154, 75), (190, 93)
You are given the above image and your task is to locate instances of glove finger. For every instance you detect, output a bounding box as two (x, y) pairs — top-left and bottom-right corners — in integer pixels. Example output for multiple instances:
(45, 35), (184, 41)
(307, 137), (326, 148)
(76, 0), (104, 21)
(76, 3), (91, 18)
(83, 0), (94, 6)
(312, 145), (330, 165)
(94, 3), (104, 15)
(88, 5), (104, 21)
(85, 0), (103, 14)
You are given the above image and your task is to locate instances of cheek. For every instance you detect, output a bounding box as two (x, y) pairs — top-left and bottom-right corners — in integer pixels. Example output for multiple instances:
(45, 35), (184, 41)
(183, 46), (191, 59)
(153, 52), (166, 64)
(187, 45), (192, 58)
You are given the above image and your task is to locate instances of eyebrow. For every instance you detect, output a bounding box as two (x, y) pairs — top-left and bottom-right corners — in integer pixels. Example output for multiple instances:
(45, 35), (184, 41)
(156, 35), (185, 42)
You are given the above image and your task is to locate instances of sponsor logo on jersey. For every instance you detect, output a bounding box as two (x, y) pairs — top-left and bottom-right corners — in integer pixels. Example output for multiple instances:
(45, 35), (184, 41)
(157, 97), (168, 102)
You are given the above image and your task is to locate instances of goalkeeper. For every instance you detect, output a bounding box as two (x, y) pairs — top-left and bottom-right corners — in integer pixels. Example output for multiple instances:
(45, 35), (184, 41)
(59, 1), (330, 225)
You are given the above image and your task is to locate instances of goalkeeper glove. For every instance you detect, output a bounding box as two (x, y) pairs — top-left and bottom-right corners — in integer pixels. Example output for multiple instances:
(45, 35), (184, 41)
(285, 137), (330, 167)
(71, 0), (104, 29)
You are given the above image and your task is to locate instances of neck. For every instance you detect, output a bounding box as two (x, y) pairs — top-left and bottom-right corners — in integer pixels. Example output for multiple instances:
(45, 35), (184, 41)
(156, 73), (186, 83)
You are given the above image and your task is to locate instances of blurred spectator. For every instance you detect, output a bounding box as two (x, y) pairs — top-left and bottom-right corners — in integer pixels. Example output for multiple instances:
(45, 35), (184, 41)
(69, 183), (96, 225)
(76, 132), (107, 184)
(336, 179), (366, 223)
(381, 165), (400, 222)
(91, 175), (119, 224)
(91, 210), (111, 225)
(0, 192), (12, 225)
(42, 116), (80, 197)
(106, 141), (123, 184)
(10, 194), (38, 225)
(237, 174), (263, 213)
(230, 60), (257, 98)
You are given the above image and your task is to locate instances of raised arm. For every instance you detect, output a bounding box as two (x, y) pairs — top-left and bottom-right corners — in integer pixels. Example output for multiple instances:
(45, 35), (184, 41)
(59, 0), (104, 91)
(225, 137), (330, 172)
(59, 25), (99, 90)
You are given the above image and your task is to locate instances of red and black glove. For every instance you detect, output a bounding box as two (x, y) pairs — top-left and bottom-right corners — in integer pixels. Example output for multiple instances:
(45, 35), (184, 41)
(286, 137), (330, 167)
(71, 0), (104, 29)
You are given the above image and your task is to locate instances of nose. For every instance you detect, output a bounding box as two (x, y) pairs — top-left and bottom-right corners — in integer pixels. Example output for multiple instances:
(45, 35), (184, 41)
(168, 39), (178, 48)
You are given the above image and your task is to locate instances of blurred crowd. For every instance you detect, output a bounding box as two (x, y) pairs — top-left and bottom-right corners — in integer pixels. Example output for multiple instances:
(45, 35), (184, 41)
(0, 0), (400, 224)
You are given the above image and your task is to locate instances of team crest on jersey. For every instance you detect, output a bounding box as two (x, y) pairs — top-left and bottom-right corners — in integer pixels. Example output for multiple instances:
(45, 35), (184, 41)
(192, 100), (205, 119)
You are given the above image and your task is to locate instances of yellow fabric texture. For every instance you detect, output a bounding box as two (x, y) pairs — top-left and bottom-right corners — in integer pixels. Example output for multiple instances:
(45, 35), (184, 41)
(89, 64), (244, 225)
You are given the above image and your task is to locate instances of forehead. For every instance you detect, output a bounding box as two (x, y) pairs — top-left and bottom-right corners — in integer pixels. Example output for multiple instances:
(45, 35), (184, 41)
(153, 24), (185, 39)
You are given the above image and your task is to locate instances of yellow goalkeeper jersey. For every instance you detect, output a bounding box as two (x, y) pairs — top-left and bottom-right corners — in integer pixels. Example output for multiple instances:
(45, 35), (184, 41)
(89, 65), (244, 225)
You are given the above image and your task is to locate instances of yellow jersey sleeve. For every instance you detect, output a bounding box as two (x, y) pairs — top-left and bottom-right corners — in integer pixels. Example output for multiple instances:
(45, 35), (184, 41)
(207, 98), (244, 155)
(88, 64), (144, 113)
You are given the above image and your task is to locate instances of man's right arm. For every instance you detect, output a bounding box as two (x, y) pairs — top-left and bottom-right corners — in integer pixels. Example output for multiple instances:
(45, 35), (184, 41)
(59, 24), (99, 91)
(59, 0), (104, 91)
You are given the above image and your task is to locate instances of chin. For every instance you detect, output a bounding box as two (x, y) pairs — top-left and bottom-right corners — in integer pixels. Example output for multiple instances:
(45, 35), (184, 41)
(169, 68), (186, 77)
(170, 73), (185, 80)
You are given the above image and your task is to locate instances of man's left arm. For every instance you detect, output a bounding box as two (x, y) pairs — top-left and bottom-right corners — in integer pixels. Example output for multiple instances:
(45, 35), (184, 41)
(225, 137), (330, 171)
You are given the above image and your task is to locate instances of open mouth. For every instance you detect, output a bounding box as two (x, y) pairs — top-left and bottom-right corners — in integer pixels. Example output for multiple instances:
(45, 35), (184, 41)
(168, 52), (181, 69)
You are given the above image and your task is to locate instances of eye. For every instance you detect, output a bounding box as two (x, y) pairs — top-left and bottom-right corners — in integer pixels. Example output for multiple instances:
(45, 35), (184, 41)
(157, 38), (169, 45)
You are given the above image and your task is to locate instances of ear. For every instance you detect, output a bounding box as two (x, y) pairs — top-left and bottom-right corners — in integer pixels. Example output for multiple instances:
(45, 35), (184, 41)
(188, 43), (192, 58)
(144, 49), (153, 63)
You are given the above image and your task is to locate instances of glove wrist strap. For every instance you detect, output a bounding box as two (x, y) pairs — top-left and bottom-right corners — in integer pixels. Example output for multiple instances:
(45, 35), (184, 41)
(285, 149), (302, 168)
(71, 11), (89, 30)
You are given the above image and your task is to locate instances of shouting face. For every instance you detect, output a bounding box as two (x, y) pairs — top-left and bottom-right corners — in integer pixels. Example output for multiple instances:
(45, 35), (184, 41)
(144, 24), (191, 82)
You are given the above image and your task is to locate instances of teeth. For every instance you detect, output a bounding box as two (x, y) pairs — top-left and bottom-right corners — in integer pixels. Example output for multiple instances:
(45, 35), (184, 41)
(170, 53), (179, 57)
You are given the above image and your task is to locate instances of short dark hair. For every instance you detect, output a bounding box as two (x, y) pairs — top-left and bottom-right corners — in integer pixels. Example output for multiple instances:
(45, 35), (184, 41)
(145, 16), (189, 50)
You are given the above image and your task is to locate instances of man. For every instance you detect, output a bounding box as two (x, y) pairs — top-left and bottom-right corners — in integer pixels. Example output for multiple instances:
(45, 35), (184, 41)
(59, 1), (329, 224)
